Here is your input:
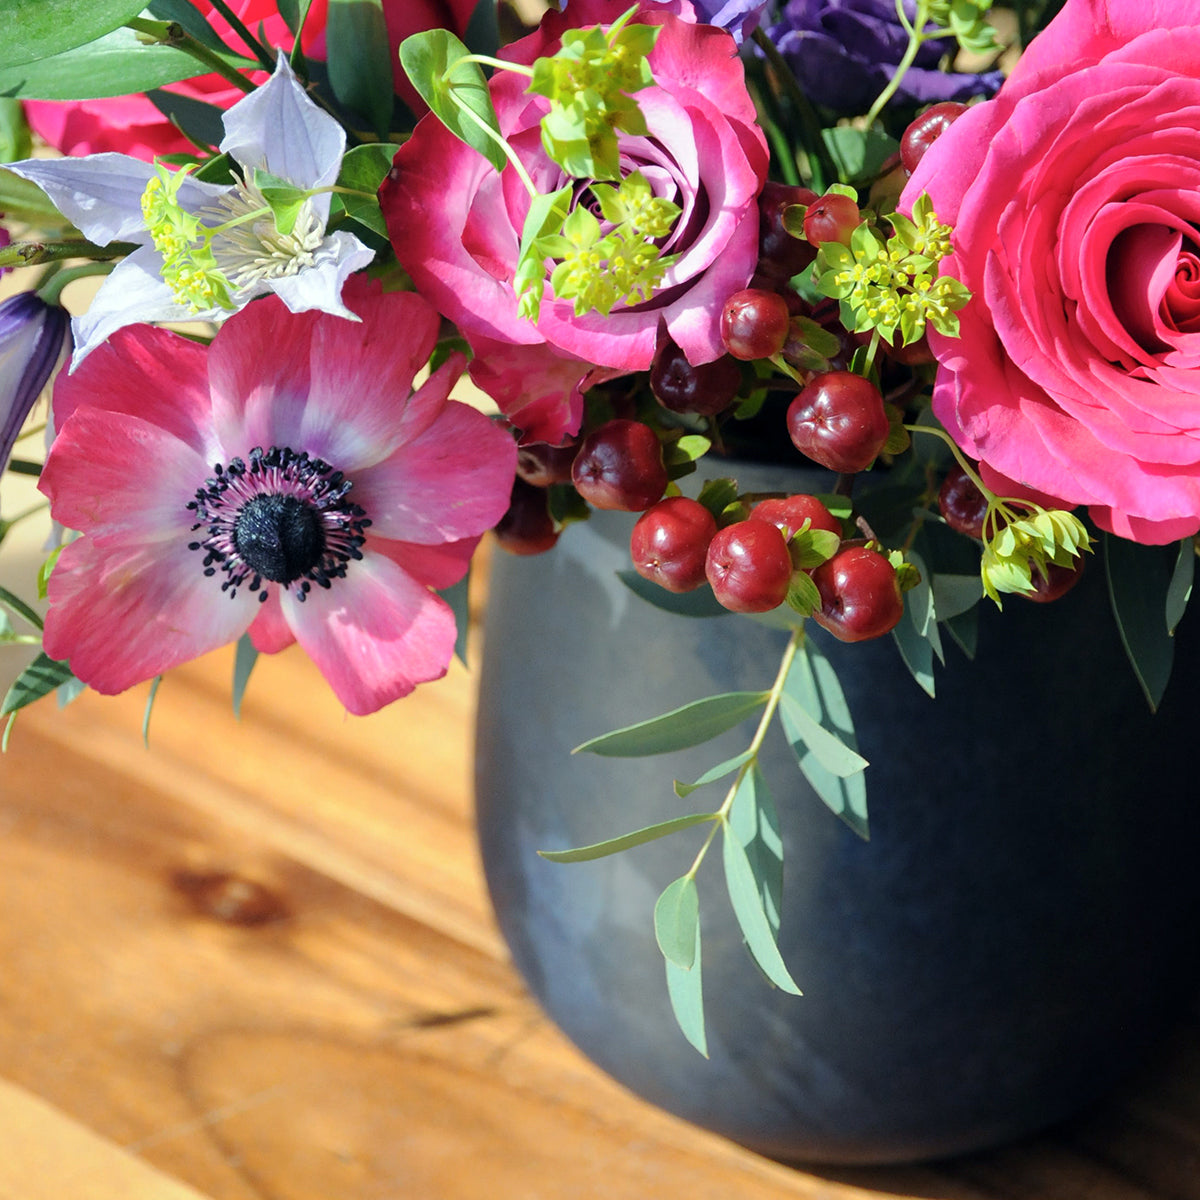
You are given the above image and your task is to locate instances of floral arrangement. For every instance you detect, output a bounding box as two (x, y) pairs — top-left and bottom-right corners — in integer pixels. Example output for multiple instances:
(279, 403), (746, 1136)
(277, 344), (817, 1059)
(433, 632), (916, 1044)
(0, 0), (1196, 1052)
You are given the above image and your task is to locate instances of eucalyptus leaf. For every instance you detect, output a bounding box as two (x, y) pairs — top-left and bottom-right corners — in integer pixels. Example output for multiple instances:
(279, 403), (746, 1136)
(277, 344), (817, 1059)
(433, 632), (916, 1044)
(616, 568), (729, 618)
(931, 573), (983, 622)
(727, 763), (782, 934)
(722, 827), (801, 994)
(0, 0), (149, 70)
(0, 25), (243, 100)
(574, 689), (770, 757)
(665, 918), (707, 1056)
(400, 29), (506, 173)
(326, 0), (394, 138)
(782, 641), (868, 838)
(439, 571), (471, 668)
(1166, 538), (1195, 637)
(891, 594), (937, 698)
(232, 633), (258, 718)
(654, 875), (699, 969)
(673, 748), (755, 797)
(1105, 532), (1177, 712)
(1, 651), (75, 716)
(777, 693), (868, 777)
(537, 811), (717, 863)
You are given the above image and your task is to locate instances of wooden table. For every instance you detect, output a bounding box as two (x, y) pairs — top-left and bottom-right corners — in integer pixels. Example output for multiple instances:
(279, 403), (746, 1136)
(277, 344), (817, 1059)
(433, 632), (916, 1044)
(3, 569), (1200, 1200)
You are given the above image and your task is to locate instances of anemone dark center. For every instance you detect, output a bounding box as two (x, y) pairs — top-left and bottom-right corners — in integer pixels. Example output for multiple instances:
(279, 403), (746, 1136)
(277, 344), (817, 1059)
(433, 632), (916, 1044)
(233, 493), (326, 583)
(187, 444), (370, 603)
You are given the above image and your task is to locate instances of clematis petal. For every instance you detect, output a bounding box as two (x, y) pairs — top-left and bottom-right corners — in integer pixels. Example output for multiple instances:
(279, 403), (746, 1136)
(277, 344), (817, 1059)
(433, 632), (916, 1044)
(42, 535), (258, 695)
(219, 54), (345, 190)
(281, 551), (459, 715)
(265, 230), (376, 321)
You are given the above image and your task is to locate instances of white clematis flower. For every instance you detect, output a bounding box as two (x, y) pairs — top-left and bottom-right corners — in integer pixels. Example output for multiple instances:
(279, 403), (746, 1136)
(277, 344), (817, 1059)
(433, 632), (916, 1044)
(8, 55), (375, 367)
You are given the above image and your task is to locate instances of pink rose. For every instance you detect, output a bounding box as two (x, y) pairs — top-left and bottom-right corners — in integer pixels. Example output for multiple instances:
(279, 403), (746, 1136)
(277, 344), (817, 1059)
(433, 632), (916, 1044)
(380, 0), (768, 443)
(902, 0), (1200, 544)
(25, 0), (477, 160)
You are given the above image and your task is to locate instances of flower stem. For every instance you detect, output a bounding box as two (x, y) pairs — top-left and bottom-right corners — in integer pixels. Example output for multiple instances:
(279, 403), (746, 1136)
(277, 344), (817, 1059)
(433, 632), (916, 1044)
(206, 0), (276, 71)
(36, 262), (113, 306)
(125, 18), (257, 94)
(0, 240), (138, 269)
(864, 0), (931, 126)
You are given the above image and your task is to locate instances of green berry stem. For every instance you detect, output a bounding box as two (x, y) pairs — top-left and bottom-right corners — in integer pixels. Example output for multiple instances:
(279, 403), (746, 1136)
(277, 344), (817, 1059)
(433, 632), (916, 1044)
(448, 54), (534, 79)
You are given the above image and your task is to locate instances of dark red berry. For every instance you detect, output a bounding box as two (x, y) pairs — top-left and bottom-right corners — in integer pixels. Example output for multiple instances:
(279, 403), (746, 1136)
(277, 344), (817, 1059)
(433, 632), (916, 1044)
(720, 288), (792, 361)
(1023, 558), (1086, 604)
(756, 181), (819, 281)
(705, 520), (794, 613)
(900, 102), (969, 176)
(493, 477), (560, 555)
(571, 418), (668, 512)
(786, 371), (891, 474)
(650, 340), (743, 417)
(516, 440), (578, 487)
(750, 494), (842, 539)
(811, 546), (904, 642)
(802, 193), (861, 248)
(630, 497), (718, 593)
(938, 465), (989, 540)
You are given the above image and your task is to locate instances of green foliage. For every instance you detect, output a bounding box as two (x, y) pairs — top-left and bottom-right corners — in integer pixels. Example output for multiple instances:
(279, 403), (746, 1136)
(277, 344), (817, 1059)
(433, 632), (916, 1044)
(654, 875), (699, 968)
(326, 0), (394, 138)
(664, 918), (706, 1056)
(1105, 533), (1184, 713)
(820, 126), (899, 186)
(253, 168), (309, 237)
(615, 569), (731, 618)
(231, 633), (258, 718)
(0, 0), (149, 69)
(727, 763), (782, 935)
(0, 585), (43, 632)
(330, 142), (396, 238)
(980, 505), (1090, 605)
(537, 811), (718, 863)
(573, 690), (770, 757)
(926, 0), (1002, 56)
(1, 652), (76, 719)
(400, 30), (507, 173)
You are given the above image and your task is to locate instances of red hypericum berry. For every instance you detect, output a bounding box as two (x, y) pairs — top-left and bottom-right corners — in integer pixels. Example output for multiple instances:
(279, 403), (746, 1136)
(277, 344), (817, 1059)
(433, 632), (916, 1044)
(900, 102), (969, 176)
(571, 418), (669, 512)
(938, 465), (989, 540)
(756, 181), (819, 281)
(1024, 558), (1086, 604)
(750, 494), (842, 539)
(811, 546), (904, 642)
(720, 288), (792, 361)
(650, 340), (743, 417)
(802, 193), (861, 247)
(493, 477), (560, 555)
(786, 371), (891, 474)
(516, 440), (578, 488)
(705, 520), (794, 613)
(630, 497), (719, 593)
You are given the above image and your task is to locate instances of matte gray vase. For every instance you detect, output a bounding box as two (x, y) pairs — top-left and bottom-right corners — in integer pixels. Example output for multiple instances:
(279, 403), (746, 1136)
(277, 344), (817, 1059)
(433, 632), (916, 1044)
(474, 462), (1200, 1165)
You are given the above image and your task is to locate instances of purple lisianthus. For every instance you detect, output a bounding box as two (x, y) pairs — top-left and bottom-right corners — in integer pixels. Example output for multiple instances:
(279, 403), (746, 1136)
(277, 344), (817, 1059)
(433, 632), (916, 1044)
(568, 0), (770, 43)
(766, 0), (1004, 114)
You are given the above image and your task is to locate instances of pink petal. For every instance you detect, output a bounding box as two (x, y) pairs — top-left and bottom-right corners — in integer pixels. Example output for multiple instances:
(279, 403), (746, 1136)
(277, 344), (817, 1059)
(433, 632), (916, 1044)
(370, 535), (479, 591)
(42, 534), (256, 694)
(247, 593), (296, 653)
(281, 551), (458, 715)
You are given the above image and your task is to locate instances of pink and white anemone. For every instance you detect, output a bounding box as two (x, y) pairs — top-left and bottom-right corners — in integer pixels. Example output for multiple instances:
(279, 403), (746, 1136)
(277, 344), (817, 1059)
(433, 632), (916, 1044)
(380, 0), (769, 445)
(39, 280), (517, 715)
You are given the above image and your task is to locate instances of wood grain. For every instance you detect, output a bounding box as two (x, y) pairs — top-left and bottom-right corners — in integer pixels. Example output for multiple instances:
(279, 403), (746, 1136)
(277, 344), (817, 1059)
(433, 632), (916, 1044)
(2, 601), (1200, 1199)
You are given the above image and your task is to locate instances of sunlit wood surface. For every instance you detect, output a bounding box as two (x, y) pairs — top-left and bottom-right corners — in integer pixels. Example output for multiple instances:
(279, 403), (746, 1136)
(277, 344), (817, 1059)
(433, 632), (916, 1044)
(3, 564), (1200, 1200)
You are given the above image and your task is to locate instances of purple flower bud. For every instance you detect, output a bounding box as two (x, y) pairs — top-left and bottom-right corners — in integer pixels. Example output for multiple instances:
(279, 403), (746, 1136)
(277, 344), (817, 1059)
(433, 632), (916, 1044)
(0, 292), (70, 484)
(766, 0), (1004, 114)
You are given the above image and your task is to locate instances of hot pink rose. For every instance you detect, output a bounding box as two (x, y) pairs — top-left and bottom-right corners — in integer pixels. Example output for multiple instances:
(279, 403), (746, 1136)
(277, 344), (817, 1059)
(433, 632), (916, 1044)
(25, 0), (477, 160)
(903, 0), (1200, 544)
(380, 0), (768, 444)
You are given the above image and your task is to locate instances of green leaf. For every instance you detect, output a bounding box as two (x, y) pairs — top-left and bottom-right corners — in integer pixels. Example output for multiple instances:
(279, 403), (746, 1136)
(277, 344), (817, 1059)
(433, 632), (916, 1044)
(654, 875), (699, 969)
(1166, 539), (1194, 637)
(727, 763), (782, 935)
(722, 824), (801, 994)
(664, 917), (707, 1056)
(0, 25), (242, 99)
(931, 573), (983, 622)
(231, 633), (258, 718)
(400, 29), (506, 173)
(0, 96), (30, 161)
(327, 0), (394, 138)
(1105, 533), (1178, 712)
(147, 0), (242, 54)
(574, 690), (770, 757)
(777, 693), (868, 777)
(673, 748), (755, 797)
(330, 142), (395, 238)
(252, 168), (308, 237)
(145, 88), (226, 151)
(1, 651), (74, 717)
(0, 0), (149, 69)
(820, 125), (898, 184)
(536, 811), (717, 863)
(782, 641), (868, 838)
(439, 571), (471, 668)
(0, 585), (43, 631)
(142, 675), (162, 745)
(616, 568), (730, 618)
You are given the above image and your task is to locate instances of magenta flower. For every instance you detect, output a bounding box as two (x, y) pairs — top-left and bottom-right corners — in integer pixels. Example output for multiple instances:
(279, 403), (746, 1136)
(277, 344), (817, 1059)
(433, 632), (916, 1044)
(380, 0), (768, 444)
(38, 280), (517, 714)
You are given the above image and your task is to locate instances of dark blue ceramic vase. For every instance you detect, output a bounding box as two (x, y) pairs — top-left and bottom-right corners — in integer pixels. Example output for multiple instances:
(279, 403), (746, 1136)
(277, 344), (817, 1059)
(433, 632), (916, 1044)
(474, 461), (1200, 1165)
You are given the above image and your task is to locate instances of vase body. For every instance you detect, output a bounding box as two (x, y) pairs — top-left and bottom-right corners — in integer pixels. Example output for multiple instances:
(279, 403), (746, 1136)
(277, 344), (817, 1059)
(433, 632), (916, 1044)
(474, 463), (1200, 1166)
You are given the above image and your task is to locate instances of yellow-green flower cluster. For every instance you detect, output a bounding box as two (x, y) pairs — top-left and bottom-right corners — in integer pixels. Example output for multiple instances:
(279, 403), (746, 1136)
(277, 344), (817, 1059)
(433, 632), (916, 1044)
(980, 505), (1091, 606)
(815, 191), (970, 347)
(528, 5), (659, 181)
(140, 163), (234, 314)
(528, 170), (680, 318)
